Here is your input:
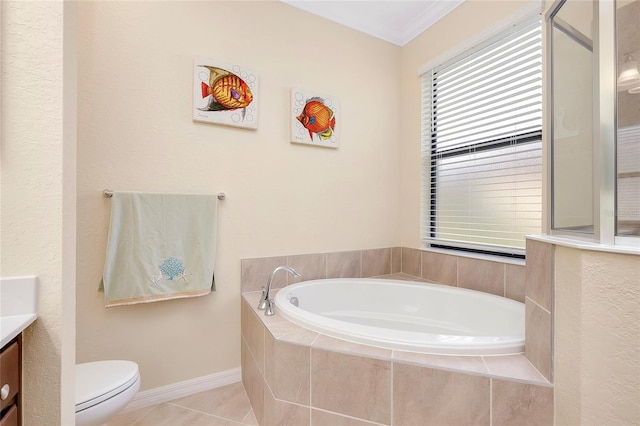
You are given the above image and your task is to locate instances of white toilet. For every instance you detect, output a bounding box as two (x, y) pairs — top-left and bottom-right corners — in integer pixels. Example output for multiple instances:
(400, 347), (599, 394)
(75, 360), (141, 426)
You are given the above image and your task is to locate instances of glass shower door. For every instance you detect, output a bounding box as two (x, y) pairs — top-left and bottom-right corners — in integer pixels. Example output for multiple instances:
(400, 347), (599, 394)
(616, 0), (640, 238)
(550, 0), (595, 234)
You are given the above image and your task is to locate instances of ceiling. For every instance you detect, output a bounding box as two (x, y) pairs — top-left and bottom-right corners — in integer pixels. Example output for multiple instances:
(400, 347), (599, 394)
(281, 1), (466, 46)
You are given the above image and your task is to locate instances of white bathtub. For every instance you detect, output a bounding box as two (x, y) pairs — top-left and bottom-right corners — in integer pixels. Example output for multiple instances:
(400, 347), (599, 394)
(273, 278), (525, 356)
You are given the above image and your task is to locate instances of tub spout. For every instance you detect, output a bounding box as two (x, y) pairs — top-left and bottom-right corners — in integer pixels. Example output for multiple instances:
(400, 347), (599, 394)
(257, 266), (301, 316)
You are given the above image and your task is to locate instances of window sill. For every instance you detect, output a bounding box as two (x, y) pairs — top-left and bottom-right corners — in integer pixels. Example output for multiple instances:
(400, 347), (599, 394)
(420, 245), (526, 266)
(526, 234), (640, 256)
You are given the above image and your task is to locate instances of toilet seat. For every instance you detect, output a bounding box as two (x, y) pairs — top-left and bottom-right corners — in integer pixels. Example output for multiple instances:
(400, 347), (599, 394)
(75, 360), (140, 412)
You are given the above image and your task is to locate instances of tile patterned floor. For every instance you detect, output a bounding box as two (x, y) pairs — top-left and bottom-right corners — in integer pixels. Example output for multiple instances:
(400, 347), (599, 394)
(108, 382), (258, 426)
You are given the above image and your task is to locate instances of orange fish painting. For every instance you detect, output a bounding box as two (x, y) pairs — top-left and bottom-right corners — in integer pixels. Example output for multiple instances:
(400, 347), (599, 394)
(198, 66), (253, 118)
(296, 97), (336, 141)
(291, 89), (339, 148)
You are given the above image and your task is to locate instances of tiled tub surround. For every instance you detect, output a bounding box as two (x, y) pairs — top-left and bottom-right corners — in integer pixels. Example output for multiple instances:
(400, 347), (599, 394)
(240, 247), (527, 303)
(241, 248), (549, 347)
(241, 291), (553, 426)
(524, 239), (554, 382)
(241, 247), (554, 424)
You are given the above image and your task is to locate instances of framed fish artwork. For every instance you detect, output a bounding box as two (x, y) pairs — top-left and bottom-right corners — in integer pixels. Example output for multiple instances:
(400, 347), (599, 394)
(291, 88), (339, 149)
(193, 57), (259, 130)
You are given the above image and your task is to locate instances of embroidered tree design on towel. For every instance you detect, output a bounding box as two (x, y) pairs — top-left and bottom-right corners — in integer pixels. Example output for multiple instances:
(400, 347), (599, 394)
(159, 257), (186, 281)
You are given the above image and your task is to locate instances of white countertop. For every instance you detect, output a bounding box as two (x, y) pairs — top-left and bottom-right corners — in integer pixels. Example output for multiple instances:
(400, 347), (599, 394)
(1, 314), (37, 348)
(0, 276), (38, 348)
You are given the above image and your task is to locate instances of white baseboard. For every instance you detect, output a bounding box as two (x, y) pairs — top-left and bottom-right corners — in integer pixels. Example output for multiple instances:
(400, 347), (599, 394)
(122, 367), (242, 413)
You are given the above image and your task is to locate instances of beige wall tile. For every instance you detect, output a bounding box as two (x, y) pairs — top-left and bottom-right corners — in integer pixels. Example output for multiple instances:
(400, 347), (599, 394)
(245, 305), (266, 374)
(392, 351), (488, 375)
(241, 297), (249, 340)
(241, 339), (265, 426)
(421, 251), (457, 286)
(391, 247), (402, 273)
(242, 292), (263, 310)
(506, 263), (526, 303)
(277, 327), (319, 346)
(393, 363), (490, 426)
(258, 311), (293, 330)
(458, 257), (505, 296)
(375, 272), (421, 281)
(553, 246), (583, 426)
(241, 256), (288, 292)
(264, 389), (310, 426)
(241, 338), (249, 393)
(401, 247), (422, 277)
(492, 379), (554, 426)
(525, 239), (553, 311)
(265, 332), (310, 405)
(311, 409), (383, 426)
(312, 334), (392, 361)
(482, 354), (547, 384)
(288, 253), (327, 283)
(525, 297), (552, 381)
(327, 250), (361, 278)
(266, 318), (318, 344)
(311, 349), (391, 424)
(361, 248), (391, 277)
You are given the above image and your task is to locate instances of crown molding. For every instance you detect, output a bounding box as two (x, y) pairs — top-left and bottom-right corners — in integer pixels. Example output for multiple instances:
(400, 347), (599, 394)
(400, 0), (465, 45)
(281, 0), (463, 47)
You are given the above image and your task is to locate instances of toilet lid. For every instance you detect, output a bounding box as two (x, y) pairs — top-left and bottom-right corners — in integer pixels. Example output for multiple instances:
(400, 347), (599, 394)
(75, 360), (140, 412)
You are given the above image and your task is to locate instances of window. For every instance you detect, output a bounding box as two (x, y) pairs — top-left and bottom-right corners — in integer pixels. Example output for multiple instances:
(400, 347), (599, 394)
(421, 17), (543, 257)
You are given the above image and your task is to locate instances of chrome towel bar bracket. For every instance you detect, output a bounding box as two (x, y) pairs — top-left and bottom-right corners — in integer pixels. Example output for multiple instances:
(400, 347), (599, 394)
(103, 189), (225, 200)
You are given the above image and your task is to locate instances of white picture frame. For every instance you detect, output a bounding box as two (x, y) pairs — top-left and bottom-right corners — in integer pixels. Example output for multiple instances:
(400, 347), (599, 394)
(291, 88), (339, 148)
(193, 57), (259, 130)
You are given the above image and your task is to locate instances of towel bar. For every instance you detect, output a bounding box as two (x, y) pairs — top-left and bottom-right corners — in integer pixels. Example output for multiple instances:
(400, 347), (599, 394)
(103, 189), (225, 200)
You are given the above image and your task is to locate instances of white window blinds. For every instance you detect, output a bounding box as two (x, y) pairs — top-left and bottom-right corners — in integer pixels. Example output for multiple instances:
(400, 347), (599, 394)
(421, 18), (543, 255)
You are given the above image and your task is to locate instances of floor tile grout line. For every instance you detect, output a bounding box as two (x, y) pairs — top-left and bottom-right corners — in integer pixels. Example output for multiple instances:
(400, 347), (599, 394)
(164, 400), (247, 424)
(119, 382), (254, 425)
(128, 403), (159, 425)
(238, 406), (254, 425)
(243, 410), (258, 426)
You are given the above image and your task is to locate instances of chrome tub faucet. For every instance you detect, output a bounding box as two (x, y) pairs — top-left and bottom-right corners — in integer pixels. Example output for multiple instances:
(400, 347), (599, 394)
(257, 266), (301, 316)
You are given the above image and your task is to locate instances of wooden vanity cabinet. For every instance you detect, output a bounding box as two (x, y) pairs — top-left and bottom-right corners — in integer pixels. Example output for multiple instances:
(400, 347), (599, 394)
(0, 336), (21, 426)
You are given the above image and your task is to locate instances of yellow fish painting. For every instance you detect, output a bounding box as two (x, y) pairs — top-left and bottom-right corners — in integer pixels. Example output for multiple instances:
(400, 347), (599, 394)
(199, 66), (253, 119)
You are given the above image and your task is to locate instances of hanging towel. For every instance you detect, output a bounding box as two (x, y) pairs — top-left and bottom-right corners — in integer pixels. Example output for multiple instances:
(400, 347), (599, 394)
(100, 192), (217, 307)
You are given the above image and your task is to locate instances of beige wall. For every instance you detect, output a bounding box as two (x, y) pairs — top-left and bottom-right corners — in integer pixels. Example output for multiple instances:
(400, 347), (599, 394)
(0, 1), (77, 424)
(555, 246), (640, 425)
(76, 1), (401, 390)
